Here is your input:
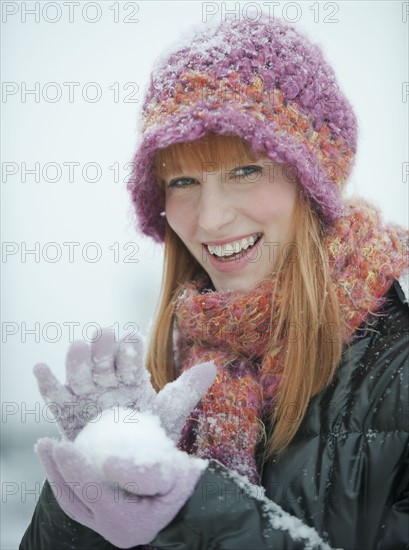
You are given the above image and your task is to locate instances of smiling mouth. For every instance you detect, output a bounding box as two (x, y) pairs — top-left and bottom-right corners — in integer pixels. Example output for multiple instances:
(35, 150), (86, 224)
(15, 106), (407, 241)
(205, 233), (262, 261)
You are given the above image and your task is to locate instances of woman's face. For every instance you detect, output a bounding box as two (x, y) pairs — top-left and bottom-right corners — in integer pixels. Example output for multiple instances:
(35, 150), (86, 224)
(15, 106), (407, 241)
(165, 155), (298, 292)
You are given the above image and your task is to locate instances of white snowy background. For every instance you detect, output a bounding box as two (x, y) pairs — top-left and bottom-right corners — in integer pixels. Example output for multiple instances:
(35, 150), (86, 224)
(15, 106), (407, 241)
(1, 1), (408, 548)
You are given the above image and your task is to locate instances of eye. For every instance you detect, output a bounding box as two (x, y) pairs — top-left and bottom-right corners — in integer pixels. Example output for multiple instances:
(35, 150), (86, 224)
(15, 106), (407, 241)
(232, 164), (262, 179)
(167, 176), (198, 189)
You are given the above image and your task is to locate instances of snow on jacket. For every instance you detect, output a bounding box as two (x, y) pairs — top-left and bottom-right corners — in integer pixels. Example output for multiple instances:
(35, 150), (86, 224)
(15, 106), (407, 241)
(19, 281), (409, 550)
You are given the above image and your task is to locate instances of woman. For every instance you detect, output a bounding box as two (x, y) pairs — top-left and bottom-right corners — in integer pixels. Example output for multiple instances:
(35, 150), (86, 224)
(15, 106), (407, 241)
(20, 15), (408, 550)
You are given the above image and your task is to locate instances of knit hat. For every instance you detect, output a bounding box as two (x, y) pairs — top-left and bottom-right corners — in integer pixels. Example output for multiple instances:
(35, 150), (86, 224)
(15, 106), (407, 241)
(128, 16), (358, 243)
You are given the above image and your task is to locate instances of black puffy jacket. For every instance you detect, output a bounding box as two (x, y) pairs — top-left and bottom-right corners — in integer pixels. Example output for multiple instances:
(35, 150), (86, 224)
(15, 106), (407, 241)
(20, 282), (409, 550)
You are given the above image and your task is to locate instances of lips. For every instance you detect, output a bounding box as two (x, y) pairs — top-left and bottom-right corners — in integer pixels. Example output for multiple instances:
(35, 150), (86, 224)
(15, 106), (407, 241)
(205, 233), (262, 260)
(203, 233), (264, 274)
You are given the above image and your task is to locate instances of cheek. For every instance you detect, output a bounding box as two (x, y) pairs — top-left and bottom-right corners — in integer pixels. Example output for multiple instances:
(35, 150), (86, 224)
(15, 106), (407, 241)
(165, 197), (195, 239)
(250, 183), (297, 227)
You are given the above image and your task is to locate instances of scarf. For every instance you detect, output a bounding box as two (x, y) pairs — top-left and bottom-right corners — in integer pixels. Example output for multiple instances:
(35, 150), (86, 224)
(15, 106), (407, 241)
(174, 200), (408, 484)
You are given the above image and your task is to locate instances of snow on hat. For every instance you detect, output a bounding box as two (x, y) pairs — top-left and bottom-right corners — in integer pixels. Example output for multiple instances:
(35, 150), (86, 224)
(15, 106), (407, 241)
(128, 16), (358, 243)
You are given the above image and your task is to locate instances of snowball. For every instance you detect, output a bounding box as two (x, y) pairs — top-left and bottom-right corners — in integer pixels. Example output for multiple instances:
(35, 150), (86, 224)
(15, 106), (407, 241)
(75, 408), (177, 475)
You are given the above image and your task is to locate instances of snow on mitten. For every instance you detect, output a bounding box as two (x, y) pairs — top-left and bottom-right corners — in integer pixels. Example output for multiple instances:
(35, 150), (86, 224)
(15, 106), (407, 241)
(36, 410), (208, 548)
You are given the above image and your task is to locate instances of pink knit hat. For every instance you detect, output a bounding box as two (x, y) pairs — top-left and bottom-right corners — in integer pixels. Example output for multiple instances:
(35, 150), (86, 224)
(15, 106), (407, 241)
(128, 16), (358, 243)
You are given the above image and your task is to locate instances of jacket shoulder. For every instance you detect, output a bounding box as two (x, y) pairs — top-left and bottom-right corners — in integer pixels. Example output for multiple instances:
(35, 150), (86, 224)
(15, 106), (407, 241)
(352, 278), (409, 346)
(334, 280), (408, 431)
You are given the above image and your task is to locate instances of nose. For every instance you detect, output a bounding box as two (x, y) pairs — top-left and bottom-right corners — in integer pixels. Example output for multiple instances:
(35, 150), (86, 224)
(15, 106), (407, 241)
(197, 177), (236, 235)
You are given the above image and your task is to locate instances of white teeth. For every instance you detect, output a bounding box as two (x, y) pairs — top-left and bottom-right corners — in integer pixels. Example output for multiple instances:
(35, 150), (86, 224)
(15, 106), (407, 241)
(207, 233), (260, 257)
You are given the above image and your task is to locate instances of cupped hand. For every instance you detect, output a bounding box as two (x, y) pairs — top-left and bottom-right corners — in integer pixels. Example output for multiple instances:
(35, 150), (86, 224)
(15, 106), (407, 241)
(35, 413), (209, 548)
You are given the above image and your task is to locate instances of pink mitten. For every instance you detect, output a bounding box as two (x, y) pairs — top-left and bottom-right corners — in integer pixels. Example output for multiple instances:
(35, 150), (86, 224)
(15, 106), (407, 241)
(36, 411), (208, 548)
